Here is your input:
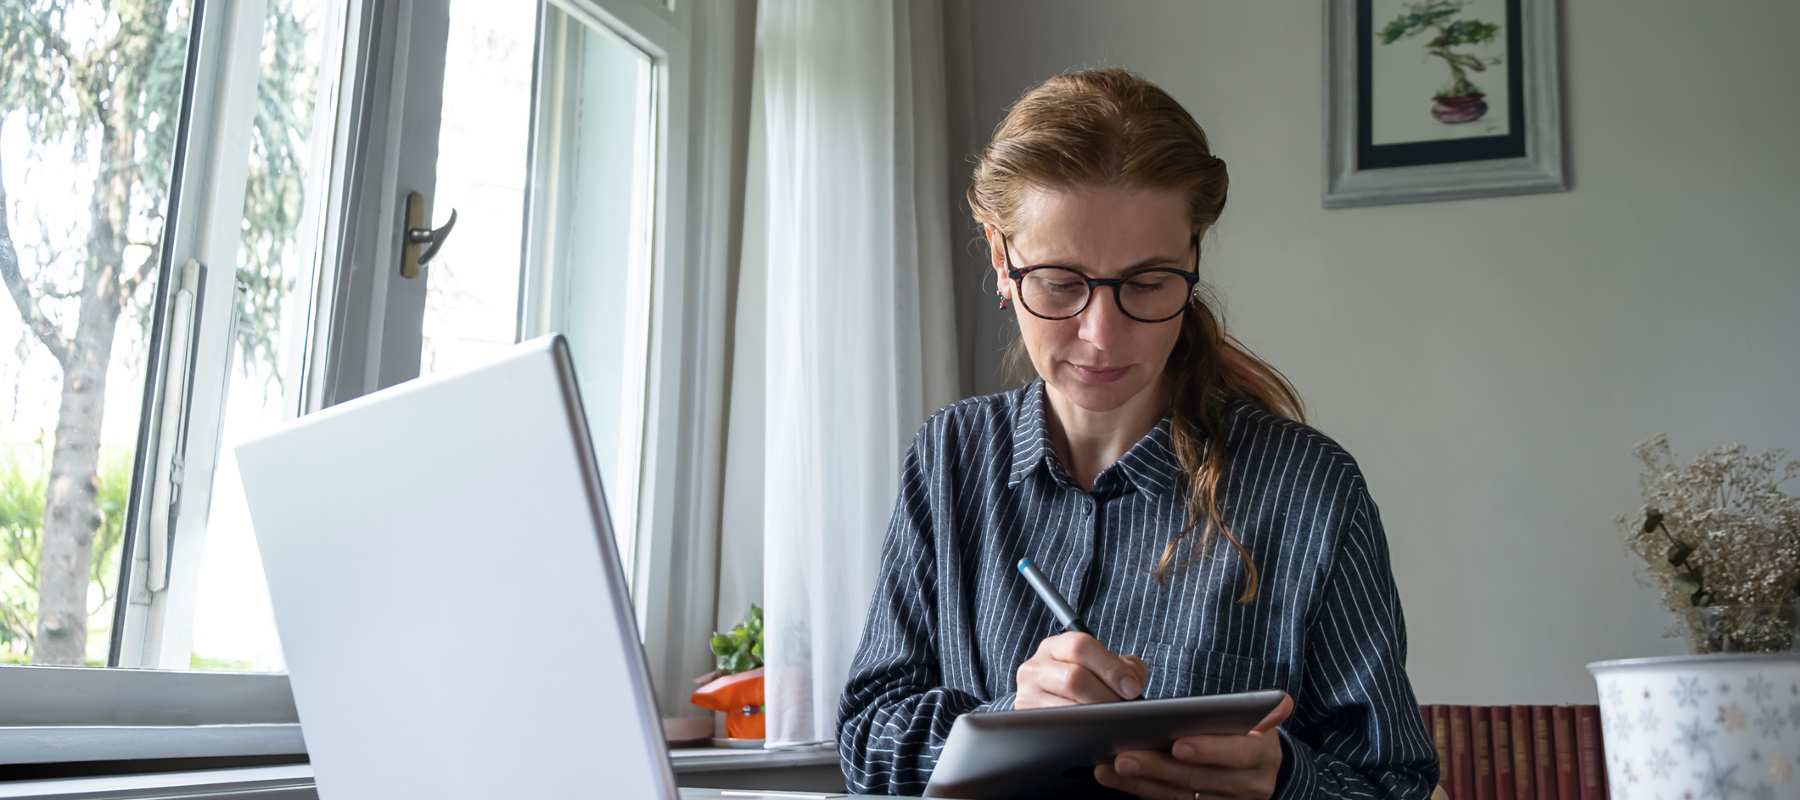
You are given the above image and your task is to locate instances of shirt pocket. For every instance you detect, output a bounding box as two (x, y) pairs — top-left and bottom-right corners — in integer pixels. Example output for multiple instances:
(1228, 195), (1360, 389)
(1142, 643), (1289, 699)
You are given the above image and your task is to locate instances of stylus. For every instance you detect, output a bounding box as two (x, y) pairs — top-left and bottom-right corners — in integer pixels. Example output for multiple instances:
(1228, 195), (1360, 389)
(1017, 558), (1089, 636)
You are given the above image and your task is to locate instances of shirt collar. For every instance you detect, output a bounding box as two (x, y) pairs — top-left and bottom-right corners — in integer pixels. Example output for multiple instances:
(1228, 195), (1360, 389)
(1006, 379), (1186, 498)
(1007, 380), (1057, 487)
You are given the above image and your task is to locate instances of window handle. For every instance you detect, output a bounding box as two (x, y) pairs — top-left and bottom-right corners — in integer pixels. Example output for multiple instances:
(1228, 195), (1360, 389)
(402, 190), (456, 278)
(147, 260), (205, 593)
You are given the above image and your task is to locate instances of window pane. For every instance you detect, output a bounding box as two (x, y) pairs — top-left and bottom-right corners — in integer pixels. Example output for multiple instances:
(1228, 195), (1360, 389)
(186, 0), (341, 672)
(422, 6), (657, 572)
(549, 15), (657, 571)
(0, 1), (197, 666)
(418, 2), (536, 376)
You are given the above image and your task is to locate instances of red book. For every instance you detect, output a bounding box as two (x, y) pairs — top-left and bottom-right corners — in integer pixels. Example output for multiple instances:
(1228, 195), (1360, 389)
(1510, 706), (1536, 800)
(1551, 706), (1578, 800)
(1574, 706), (1606, 800)
(1532, 706), (1555, 800)
(1431, 706), (1453, 794)
(1450, 706), (1475, 800)
(1492, 707), (1516, 800)
(1472, 708), (1496, 800)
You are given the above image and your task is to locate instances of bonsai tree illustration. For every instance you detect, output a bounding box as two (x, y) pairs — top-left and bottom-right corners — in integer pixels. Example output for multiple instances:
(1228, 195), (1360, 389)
(1380, 0), (1503, 122)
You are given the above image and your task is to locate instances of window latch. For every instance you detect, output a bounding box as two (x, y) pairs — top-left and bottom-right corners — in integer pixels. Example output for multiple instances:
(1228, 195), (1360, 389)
(402, 190), (457, 278)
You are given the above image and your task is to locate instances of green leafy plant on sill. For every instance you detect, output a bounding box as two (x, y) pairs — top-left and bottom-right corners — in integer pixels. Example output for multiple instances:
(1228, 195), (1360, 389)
(710, 604), (764, 674)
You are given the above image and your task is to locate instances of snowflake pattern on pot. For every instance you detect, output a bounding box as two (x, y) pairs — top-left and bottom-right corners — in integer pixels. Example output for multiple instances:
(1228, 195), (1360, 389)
(1676, 676), (1711, 708)
(1593, 657), (1800, 800)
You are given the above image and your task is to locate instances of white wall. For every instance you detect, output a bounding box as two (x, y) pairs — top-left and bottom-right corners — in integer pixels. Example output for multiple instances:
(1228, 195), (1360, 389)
(947, 0), (1800, 704)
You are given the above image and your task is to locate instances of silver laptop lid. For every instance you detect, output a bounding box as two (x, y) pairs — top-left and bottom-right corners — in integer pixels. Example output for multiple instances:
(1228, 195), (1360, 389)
(237, 335), (675, 799)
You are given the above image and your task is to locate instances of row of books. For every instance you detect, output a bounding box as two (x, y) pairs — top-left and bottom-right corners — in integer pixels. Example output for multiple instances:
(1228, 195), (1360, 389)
(1418, 705), (1608, 800)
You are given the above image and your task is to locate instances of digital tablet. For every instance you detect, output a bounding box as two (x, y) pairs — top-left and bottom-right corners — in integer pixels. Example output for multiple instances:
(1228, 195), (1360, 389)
(923, 689), (1286, 799)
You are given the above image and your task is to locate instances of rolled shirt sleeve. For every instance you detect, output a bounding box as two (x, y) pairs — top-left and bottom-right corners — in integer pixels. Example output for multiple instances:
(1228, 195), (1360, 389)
(1272, 488), (1439, 799)
(835, 427), (1015, 795)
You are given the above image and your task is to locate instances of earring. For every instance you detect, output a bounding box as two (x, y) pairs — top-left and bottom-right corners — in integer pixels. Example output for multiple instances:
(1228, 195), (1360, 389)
(996, 292), (1009, 310)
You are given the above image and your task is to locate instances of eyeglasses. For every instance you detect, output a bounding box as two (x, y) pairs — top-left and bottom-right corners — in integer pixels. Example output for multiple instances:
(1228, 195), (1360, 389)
(1002, 233), (1201, 323)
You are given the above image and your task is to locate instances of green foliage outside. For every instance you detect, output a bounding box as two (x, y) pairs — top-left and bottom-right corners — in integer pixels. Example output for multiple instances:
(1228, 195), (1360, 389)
(709, 604), (764, 674)
(0, 445), (131, 663)
(189, 653), (258, 672)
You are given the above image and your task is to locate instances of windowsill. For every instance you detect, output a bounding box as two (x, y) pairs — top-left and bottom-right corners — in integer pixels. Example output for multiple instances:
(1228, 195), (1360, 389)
(0, 764), (314, 799)
(667, 742), (836, 773)
(0, 724), (305, 766)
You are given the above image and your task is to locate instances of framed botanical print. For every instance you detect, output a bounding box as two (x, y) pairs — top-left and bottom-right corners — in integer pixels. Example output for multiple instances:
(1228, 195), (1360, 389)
(1324, 0), (1567, 208)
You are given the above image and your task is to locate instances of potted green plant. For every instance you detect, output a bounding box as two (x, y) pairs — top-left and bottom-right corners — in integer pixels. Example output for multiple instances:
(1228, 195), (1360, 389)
(690, 605), (766, 744)
(1589, 436), (1800, 796)
(1379, 0), (1504, 124)
(707, 603), (765, 674)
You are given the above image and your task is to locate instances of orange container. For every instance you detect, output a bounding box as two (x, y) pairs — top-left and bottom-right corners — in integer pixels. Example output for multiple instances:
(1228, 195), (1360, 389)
(690, 667), (765, 740)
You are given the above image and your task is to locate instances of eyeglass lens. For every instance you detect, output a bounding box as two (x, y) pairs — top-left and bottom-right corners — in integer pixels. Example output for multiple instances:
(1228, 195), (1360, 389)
(1018, 267), (1191, 321)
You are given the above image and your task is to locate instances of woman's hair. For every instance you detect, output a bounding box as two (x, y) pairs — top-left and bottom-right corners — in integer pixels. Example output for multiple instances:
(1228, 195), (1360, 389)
(966, 67), (1305, 603)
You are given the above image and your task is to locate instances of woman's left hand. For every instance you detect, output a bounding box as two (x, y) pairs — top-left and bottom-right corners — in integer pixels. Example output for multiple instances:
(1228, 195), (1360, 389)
(1094, 693), (1295, 800)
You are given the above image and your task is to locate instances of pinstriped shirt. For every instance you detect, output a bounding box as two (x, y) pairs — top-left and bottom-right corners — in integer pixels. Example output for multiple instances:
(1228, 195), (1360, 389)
(835, 380), (1439, 798)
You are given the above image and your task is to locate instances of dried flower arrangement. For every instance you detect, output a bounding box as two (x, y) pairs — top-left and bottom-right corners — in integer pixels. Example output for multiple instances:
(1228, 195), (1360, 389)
(1618, 434), (1800, 653)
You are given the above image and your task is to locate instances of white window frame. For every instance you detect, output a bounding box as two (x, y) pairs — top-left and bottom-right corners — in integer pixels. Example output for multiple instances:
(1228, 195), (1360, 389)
(106, 0), (273, 669)
(523, 2), (659, 577)
(519, 0), (733, 716)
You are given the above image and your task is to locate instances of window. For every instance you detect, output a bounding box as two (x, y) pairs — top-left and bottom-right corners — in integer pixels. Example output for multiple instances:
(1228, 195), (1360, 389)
(418, 3), (536, 377)
(2, 0), (727, 753)
(1, 0), (357, 672)
(423, 0), (670, 575)
(417, 0), (719, 718)
(0, 0), (201, 667)
(179, 0), (348, 673)
(522, 3), (660, 567)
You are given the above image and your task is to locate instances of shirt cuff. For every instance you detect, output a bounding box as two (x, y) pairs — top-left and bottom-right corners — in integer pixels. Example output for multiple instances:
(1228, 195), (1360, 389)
(1273, 727), (1319, 799)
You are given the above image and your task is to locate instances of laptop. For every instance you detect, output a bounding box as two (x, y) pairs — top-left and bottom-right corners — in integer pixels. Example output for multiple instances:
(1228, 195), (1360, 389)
(237, 335), (849, 799)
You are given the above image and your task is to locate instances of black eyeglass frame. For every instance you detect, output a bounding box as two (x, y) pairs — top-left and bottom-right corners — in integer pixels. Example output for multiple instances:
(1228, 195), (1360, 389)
(1001, 233), (1202, 323)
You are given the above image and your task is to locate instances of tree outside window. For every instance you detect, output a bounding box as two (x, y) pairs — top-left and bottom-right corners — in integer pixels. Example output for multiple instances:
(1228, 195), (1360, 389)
(0, 0), (308, 666)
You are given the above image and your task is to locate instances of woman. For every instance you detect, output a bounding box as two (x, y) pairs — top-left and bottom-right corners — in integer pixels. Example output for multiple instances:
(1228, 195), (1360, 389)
(835, 68), (1438, 799)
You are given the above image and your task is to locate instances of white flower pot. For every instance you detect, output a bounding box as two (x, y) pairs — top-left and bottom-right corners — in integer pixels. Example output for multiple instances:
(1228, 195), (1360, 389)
(1589, 654), (1800, 800)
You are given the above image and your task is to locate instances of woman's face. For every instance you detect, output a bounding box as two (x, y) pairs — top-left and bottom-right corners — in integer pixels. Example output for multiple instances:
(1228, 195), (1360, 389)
(989, 185), (1196, 415)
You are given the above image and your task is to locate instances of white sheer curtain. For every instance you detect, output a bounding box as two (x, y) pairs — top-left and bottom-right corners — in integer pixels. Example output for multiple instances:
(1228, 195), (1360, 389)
(739, 0), (962, 747)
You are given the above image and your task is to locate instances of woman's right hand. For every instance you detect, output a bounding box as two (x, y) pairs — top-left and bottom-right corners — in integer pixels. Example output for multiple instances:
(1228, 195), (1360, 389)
(1014, 632), (1149, 709)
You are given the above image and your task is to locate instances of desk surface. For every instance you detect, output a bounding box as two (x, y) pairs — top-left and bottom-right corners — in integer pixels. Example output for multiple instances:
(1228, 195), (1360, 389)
(680, 790), (892, 799)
